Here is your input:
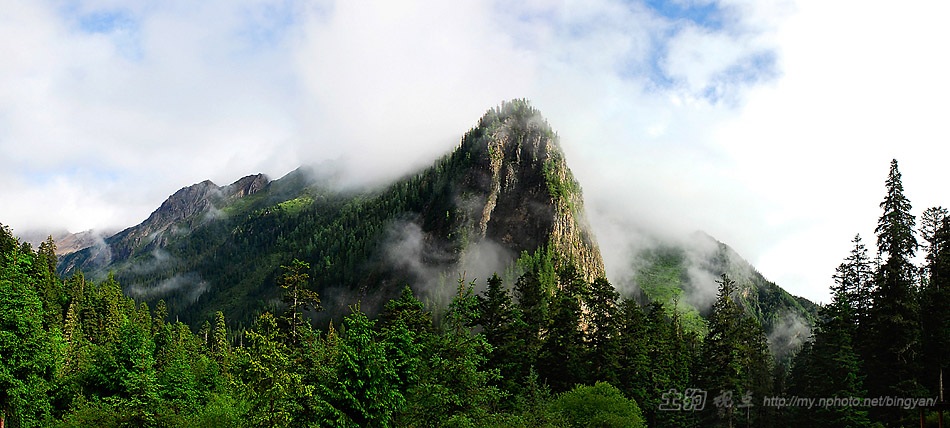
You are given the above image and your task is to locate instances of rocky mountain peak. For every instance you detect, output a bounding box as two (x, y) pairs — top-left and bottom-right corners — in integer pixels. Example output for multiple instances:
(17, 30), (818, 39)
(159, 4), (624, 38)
(224, 173), (269, 199)
(451, 99), (605, 281)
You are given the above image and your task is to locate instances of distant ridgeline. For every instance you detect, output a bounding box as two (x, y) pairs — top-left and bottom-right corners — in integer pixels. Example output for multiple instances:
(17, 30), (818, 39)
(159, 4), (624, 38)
(58, 99), (609, 327)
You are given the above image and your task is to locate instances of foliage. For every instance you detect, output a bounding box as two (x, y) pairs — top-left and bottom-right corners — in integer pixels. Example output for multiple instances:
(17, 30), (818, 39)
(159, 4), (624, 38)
(551, 382), (646, 428)
(8, 156), (950, 427)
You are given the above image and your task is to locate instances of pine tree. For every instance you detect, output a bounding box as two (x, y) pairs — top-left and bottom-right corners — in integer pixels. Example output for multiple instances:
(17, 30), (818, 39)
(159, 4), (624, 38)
(153, 299), (168, 336)
(34, 236), (62, 327)
(868, 159), (923, 424)
(699, 274), (770, 428)
(537, 269), (588, 392)
(475, 274), (524, 398)
(476, 273), (513, 348)
(0, 243), (55, 427)
(235, 312), (312, 428)
(330, 305), (402, 427)
(642, 301), (682, 428)
(921, 216), (950, 400)
(212, 311), (230, 364)
(833, 234), (874, 328)
(402, 277), (501, 426)
(788, 277), (869, 426)
(616, 299), (650, 414)
(277, 259), (322, 342)
(512, 270), (548, 381)
(586, 277), (622, 387)
(919, 206), (948, 283)
(379, 285), (432, 334)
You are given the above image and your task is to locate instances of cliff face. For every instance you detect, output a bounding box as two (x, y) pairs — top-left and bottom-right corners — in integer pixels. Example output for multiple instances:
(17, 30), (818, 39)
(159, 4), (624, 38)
(447, 100), (605, 281)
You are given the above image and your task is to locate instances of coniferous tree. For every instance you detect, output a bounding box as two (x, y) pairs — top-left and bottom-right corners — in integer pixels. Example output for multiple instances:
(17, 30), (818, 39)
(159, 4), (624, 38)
(212, 311), (230, 364)
(537, 267), (588, 392)
(153, 299), (168, 336)
(868, 159), (923, 424)
(379, 285), (432, 334)
(330, 305), (402, 427)
(788, 270), (869, 426)
(235, 312), (312, 428)
(277, 259), (321, 342)
(699, 274), (771, 428)
(643, 301), (673, 427)
(833, 234), (874, 329)
(403, 277), (501, 426)
(919, 206), (948, 284)
(512, 270), (548, 382)
(921, 217), (950, 400)
(0, 242), (56, 427)
(477, 274), (512, 342)
(586, 277), (622, 387)
(616, 299), (651, 415)
(376, 286), (429, 415)
(476, 273), (527, 399)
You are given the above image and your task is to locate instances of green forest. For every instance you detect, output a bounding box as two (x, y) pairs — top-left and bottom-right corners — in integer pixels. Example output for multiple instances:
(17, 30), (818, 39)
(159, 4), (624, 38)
(2, 158), (949, 427)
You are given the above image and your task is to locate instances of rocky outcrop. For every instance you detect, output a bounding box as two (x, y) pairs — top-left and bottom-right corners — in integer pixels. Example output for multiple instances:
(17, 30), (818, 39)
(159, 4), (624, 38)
(56, 100), (609, 324)
(59, 174), (271, 273)
(224, 173), (268, 199)
(452, 100), (606, 281)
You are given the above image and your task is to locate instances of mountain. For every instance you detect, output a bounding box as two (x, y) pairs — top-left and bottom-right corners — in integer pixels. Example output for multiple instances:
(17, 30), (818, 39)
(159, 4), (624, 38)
(629, 231), (818, 360)
(58, 99), (815, 345)
(56, 174), (270, 275)
(20, 228), (115, 256)
(59, 99), (605, 326)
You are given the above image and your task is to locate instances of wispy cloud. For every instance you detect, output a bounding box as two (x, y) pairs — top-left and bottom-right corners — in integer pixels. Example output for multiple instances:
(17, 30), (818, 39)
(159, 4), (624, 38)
(3, 0), (948, 304)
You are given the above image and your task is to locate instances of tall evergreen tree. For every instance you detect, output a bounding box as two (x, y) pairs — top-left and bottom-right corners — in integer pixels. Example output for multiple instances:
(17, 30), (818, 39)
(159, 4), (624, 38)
(212, 311), (230, 364)
(512, 270), (548, 381)
(788, 270), (869, 426)
(700, 274), (771, 428)
(402, 277), (501, 426)
(379, 285), (432, 335)
(476, 273), (527, 398)
(537, 268), (588, 392)
(586, 277), (622, 387)
(235, 312), (312, 428)
(869, 159), (923, 424)
(330, 305), (402, 427)
(833, 234), (874, 328)
(616, 299), (650, 415)
(921, 217), (950, 400)
(919, 206), (948, 284)
(0, 243), (56, 427)
(643, 301), (673, 427)
(277, 259), (321, 342)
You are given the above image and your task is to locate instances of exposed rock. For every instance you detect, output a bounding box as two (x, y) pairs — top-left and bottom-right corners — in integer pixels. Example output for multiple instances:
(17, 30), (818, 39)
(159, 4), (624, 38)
(60, 174), (271, 272)
(449, 99), (606, 281)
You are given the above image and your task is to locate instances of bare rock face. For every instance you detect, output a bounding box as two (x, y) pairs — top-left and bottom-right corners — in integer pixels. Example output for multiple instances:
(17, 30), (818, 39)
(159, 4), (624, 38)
(224, 174), (268, 199)
(448, 99), (606, 281)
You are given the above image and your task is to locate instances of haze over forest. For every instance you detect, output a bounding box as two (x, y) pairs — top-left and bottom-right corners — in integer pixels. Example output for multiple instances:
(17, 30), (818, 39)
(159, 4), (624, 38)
(4, 0), (950, 305)
(5, 3), (950, 427)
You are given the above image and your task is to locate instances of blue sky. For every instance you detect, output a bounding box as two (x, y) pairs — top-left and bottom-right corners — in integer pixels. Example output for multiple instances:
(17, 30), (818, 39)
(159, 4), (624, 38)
(2, 0), (950, 305)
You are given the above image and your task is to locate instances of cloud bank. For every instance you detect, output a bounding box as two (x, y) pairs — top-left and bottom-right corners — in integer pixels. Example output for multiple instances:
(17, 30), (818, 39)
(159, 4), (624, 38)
(3, 0), (950, 304)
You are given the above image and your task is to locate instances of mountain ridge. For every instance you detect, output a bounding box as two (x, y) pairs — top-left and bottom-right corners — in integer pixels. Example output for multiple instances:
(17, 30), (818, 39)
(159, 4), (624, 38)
(58, 100), (607, 325)
(56, 100), (814, 341)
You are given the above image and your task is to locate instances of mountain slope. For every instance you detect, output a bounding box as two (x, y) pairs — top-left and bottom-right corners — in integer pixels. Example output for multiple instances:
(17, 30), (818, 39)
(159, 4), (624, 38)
(630, 231), (817, 359)
(59, 100), (605, 326)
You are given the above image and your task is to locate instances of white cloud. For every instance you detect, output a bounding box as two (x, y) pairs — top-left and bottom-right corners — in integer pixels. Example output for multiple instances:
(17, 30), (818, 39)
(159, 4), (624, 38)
(2, 0), (947, 304)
